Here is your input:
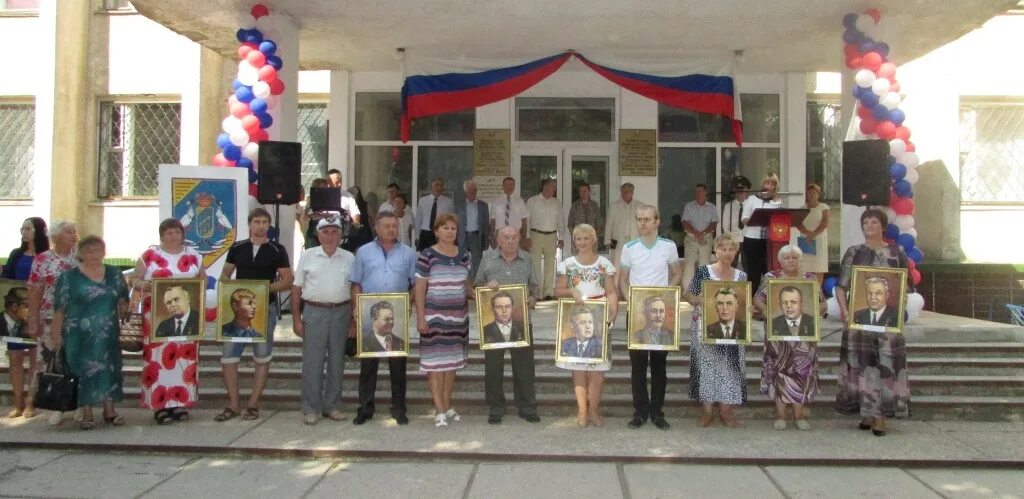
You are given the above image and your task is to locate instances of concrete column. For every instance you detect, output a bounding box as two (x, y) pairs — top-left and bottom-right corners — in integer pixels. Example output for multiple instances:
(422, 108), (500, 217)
(32, 0), (58, 223)
(262, 11), (298, 259)
(178, 43), (203, 165)
(197, 46), (232, 165)
(782, 72), (807, 208)
(839, 35), (866, 251)
(327, 69), (350, 176)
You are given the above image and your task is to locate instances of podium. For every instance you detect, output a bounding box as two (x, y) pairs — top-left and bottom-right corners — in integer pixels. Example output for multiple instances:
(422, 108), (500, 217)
(746, 208), (810, 271)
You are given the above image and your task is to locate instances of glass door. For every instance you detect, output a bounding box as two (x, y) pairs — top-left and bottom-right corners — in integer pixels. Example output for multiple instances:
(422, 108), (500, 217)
(563, 148), (611, 252)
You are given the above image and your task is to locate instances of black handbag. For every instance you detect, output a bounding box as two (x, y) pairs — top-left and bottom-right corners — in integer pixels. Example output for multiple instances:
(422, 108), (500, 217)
(33, 348), (79, 412)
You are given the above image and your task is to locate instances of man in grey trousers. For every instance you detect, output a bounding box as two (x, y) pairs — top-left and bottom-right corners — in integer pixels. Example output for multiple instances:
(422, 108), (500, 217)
(291, 217), (356, 425)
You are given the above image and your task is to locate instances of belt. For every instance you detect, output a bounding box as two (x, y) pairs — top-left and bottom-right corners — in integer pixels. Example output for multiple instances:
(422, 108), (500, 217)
(465, 230), (479, 234)
(303, 299), (351, 308)
(530, 229), (557, 235)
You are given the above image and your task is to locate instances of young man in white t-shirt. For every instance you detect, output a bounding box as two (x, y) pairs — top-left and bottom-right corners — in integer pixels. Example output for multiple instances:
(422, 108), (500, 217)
(618, 204), (682, 430)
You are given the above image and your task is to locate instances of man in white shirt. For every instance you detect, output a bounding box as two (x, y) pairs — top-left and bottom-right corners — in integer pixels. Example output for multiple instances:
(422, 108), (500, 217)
(525, 178), (564, 300)
(681, 183), (719, 292)
(718, 176), (751, 268)
(291, 216), (356, 426)
(619, 204), (681, 431)
(458, 180), (489, 280)
(740, 176), (783, 294)
(489, 176), (529, 249)
(324, 168), (362, 225)
(415, 178), (455, 251)
(606, 183), (642, 267)
(377, 183), (400, 213)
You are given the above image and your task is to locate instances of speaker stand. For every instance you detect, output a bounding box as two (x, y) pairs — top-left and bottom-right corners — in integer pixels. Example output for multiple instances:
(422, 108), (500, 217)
(270, 202), (284, 321)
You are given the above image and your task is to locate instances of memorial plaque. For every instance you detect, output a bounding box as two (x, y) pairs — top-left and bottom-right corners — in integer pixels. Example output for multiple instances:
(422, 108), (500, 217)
(619, 129), (657, 176)
(474, 129), (511, 176)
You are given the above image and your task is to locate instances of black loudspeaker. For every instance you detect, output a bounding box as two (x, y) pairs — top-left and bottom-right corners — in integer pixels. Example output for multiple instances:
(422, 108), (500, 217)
(257, 141), (302, 205)
(842, 139), (890, 206)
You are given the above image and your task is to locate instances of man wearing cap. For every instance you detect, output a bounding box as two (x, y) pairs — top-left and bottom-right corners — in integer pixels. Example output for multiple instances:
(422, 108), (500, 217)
(719, 176), (751, 268)
(291, 215), (356, 426)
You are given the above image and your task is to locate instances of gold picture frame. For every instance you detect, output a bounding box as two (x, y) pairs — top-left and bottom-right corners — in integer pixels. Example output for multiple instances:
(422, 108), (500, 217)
(701, 280), (752, 345)
(150, 278), (205, 343)
(847, 266), (908, 334)
(555, 299), (610, 364)
(0, 279), (32, 345)
(215, 279), (269, 343)
(626, 286), (680, 351)
(474, 284), (531, 350)
(765, 279), (821, 342)
(356, 293), (411, 358)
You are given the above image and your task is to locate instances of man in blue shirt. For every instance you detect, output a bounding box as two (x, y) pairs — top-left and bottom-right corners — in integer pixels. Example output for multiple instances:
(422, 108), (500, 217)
(349, 211), (417, 425)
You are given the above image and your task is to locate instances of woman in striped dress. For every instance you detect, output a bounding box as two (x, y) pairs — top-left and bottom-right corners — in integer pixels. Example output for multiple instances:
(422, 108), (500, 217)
(414, 213), (473, 427)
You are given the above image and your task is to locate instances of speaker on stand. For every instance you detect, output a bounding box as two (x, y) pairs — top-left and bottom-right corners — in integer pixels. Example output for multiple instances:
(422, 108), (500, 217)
(256, 140), (302, 319)
(842, 139), (891, 206)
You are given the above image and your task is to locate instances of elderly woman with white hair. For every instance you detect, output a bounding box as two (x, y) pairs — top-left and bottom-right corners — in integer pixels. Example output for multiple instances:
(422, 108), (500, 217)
(753, 244), (827, 431)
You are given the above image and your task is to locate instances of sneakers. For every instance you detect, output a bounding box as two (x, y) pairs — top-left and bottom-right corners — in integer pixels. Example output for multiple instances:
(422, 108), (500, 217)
(303, 413), (319, 426)
(773, 419), (787, 430)
(444, 408), (461, 422)
(434, 413), (448, 427)
(323, 410), (344, 421)
(795, 419), (811, 431)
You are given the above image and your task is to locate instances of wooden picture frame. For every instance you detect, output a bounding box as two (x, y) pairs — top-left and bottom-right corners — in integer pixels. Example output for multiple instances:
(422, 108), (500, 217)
(847, 266), (908, 334)
(701, 280), (752, 345)
(0, 279), (32, 345)
(216, 279), (270, 343)
(356, 293), (411, 358)
(554, 299), (610, 364)
(149, 278), (205, 343)
(765, 279), (821, 342)
(474, 285), (531, 350)
(627, 286), (680, 351)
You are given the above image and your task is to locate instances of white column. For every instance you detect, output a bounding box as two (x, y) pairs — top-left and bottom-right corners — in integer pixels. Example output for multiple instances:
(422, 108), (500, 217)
(618, 88), (658, 207)
(327, 69), (350, 177)
(178, 43), (202, 165)
(262, 12), (299, 257)
(32, 0), (58, 223)
(782, 72), (807, 208)
(839, 40), (866, 251)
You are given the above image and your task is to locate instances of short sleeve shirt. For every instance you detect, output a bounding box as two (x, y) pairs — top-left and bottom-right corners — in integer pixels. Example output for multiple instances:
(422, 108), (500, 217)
(620, 237), (679, 286)
(681, 201), (719, 232)
(225, 240), (290, 302)
(557, 256), (615, 299)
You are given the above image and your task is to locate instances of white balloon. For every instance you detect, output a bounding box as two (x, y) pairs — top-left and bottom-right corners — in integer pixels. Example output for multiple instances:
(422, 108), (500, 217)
(900, 152), (920, 169)
(229, 131), (249, 147)
(894, 214), (915, 231)
(871, 78), (891, 96)
(237, 61), (259, 86)
(888, 139), (907, 157)
(826, 296), (841, 318)
(881, 92), (902, 110)
(855, 14), (876, 35)
(222, 116), (244, 135)
(854, 69), (876, 88)
(904, 167), (919, 185)
(884, 207), (897, 224)
(907, 292), (925, 313)
(242, 142), (260, 161)
(901, 227), (918, 240)
(227, 94), (239, 107)
(204, 289), (217, 307)
(252, 81), (271, 99)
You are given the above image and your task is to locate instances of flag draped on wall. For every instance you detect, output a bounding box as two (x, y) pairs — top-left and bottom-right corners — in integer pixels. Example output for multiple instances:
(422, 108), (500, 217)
(400, 51), (743, 145)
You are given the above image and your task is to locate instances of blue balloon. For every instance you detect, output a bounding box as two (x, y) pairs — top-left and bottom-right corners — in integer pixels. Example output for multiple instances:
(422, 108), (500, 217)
(235, 29), (247, 43)
(206, 276), (217, 290)
(245, 29), (264, 44)
(908, 247), (924, 263)
(884, 224), (900, 240)
(236, 157), (254, 170)
(247, 167), (259, 184)
(216, 133), (232, 150)
(894, 179), (912, 197)
(257, 112), (273, 128)
(259, 40), (277, 56)
(876, 42), (890, 57)
(890, 163), (907, 181)
(859, 42), (876, 54)
(842, 13), (858, 28)
(897, 233), (916, 252)
(266, 55), (283, 70)
(232, 79), (244, 90)
(889, 108), (906, 126)
(823, 277), (837, 298)
(842, 30), (863, 45)
(859, 91), (879, 108)
(223, 145), (242, 161)
(872, 104), (890, 120)
(235, 86), (254, 103)
(249, 98), (268, 114)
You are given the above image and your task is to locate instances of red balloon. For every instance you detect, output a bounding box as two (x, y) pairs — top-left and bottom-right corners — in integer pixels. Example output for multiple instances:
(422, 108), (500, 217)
(230, 102), (250, 118)
(212, 153), (230, 166)
(241, 115), (261, 132)
(246, 50), (266, 68)
(248, 183), (259, 197)
(876, 121), (896, 140)
(238, 44), (254, 59)
(205, 307), (217, 322)
(877, 62), (897, 81)
(862, 52), (883, 72)
(268, 78), (285, 95)
(892, 196), (915, 216)
(864, 8), (881, 24)
(856, 103), (872, 119)
(844, 44), (861, 58)
(249, 128), (269, 143)
(905, 141), (916, 152)
(907, 258), (917, 272)
(257, 65), (278, 83)
(859, 117), (877, 135)
(251, 4), (270, 19)
(845, 56), (862, 70)
(894, 126), (911, 141)
(911, 269), (922, 286)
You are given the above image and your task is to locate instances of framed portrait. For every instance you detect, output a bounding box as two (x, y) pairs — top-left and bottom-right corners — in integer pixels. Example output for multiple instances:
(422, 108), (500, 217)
(474, 285), (531, 350)
(765, 279), (821, 342)
(555, 299), (610, 364)
(701, 280), (752, 345)
(216, 279), (269, 343)
(356, 293), (411, 358)
(0, 279), (33, 345)
(847, 266), (908, 334)
(627, 286), (680, 350)
(150, 278), (205, 343)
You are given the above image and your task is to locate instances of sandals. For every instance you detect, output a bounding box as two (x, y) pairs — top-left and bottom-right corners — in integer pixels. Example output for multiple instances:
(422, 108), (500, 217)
(154, 409), (174, 425)
(214, 408), (239, 422)
(79, 419), (95, 430)
(242, 407), (260, 421)
(104, 414), (126, 426)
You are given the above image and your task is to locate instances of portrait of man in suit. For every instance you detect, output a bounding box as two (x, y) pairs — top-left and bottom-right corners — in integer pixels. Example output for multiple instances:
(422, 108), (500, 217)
(0, 286), (30, 342)
(220, 288), (263, 339)
(361, 300), (406, 353)
(482, 291), (526, 345)
(560, 306), (602, 359)
(631, 295), (674, 346)
(770, 285), (815, 337)
(705, 286), (747, 341)
(155, 285), (198, 338)
(853, 277), (898, 327)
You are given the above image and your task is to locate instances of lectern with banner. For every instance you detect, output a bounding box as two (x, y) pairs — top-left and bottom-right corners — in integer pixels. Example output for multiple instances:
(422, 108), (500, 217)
(746, 208), (810, 271)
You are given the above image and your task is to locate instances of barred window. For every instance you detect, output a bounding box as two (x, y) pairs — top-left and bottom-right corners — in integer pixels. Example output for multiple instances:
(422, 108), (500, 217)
(97, 101), (181, 199)
(0, 102), (34, 199)
(298, 102), (328, 191)
(806, 100), (842, 203)
(959, 101), (1024, 204)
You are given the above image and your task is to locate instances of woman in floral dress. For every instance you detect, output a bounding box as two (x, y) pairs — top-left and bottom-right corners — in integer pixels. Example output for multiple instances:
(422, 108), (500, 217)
(128, 218), (206, 425)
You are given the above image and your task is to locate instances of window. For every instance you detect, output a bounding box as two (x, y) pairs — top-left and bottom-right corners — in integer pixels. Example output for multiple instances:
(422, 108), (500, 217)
(354, 145), (412, 212)
(298, 102), (328, 191)
(658, 94), (779, 143)
(516, 97), (614, 141)
(354, 92), (473, 141)
(0, 102), (34, 199)
(103, 0), (134, 11)
(959, 100), (1024, 204)
(658, 148), (716, 228)
(720, 147), (781, 203)
(0, 0), (39, 11)
(416, 147), (474, 211)
(97, 101), (181, 198)
(806, 99), (842, 203)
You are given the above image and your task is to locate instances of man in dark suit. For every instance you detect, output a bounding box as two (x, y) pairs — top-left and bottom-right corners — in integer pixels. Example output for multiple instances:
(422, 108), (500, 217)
(770, 285), (815, 337)
(706, 287), (747, 341)
(458, 179), (490, 281)
(631, 295), (674, 346)
(853, 277), (898, 327)
(482, 291), (526, 344)
(0, 286), (30, 343)
(155, 285), (198, 338)
(221, 288), (263, 339)
(560, 307), (603, 358)
(361, 300), (406, 353)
